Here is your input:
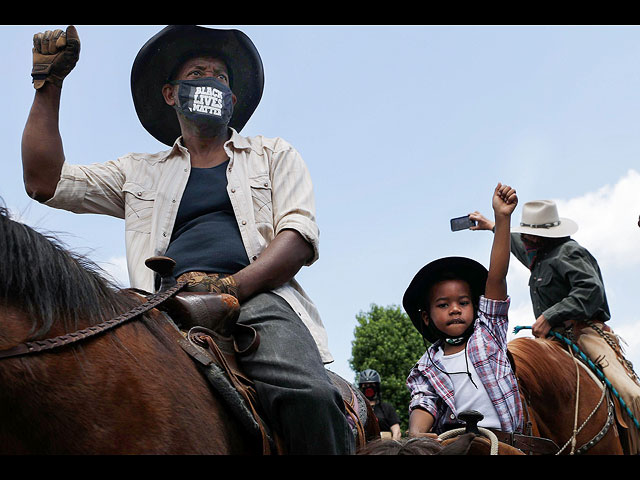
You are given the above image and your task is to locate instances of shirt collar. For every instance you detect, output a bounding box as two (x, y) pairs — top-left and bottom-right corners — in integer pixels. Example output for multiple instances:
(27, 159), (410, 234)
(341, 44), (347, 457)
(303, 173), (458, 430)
(225, 127), (253, 151)
(168, 127), (252, 158)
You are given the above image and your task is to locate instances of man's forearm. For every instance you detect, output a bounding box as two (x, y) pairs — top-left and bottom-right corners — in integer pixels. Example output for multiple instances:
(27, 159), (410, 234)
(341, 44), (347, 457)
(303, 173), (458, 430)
(21, 84), (65, 202)
(233, 229), (314, 302)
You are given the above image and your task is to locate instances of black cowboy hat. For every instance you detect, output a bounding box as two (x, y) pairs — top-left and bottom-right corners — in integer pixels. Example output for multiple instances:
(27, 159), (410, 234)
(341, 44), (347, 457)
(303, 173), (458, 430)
(131, 25), (264, 146)
(402, 257), (488, 343)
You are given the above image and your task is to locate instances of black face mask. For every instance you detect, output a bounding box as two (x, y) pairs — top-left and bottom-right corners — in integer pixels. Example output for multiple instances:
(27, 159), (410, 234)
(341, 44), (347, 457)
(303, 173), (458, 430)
(359, 383), (379, 402)
(171, 77), (234, 128)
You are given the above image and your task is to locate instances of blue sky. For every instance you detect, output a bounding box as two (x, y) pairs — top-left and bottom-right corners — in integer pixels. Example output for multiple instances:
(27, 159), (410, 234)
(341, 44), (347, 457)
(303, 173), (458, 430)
(3, 25), (640, 385)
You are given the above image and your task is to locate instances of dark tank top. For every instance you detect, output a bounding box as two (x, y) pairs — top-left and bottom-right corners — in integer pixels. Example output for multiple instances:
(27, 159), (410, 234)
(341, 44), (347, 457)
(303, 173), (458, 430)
(165, 160), (250, 278)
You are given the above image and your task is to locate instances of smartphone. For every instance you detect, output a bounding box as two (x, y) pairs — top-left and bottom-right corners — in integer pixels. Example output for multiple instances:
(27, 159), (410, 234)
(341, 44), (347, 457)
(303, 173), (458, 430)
(450, 215), (476, 232)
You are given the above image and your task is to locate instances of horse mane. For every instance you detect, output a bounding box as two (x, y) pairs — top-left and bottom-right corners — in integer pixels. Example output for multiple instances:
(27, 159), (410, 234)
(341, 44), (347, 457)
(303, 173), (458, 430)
(0, 205), (138, 340)
(508, 336), (576, 400)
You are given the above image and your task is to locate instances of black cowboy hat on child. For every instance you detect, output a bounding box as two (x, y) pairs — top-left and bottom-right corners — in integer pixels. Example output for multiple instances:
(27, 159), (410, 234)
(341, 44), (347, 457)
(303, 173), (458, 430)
(402, 257), (488, 343)
(131, 25), (264, 146)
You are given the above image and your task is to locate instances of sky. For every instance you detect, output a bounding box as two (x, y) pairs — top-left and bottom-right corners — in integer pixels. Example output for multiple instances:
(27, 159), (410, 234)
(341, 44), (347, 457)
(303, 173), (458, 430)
(3, 25), (640, 387)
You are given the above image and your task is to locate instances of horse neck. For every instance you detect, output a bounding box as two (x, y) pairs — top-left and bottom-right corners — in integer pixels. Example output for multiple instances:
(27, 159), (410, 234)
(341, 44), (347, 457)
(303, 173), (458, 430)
(0, 304), (34, 349)
(510, 337), (623, 454)
(510, 338), (579, 437)
(0, 307), (252, 454)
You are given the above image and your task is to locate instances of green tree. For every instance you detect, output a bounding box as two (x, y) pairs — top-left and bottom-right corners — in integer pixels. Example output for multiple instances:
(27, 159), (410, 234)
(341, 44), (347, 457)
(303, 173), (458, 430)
(349, 303), (428, 433)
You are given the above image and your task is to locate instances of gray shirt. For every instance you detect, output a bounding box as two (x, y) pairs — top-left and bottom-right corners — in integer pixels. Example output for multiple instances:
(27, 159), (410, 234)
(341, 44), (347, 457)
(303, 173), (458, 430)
(510, 234), (610, 327)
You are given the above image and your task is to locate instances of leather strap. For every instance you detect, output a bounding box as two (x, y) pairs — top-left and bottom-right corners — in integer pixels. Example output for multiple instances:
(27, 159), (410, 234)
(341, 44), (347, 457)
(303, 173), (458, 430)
(189, 327), (274, 455)
(0, 281), (187, 360)
(489, 429), (559, 455)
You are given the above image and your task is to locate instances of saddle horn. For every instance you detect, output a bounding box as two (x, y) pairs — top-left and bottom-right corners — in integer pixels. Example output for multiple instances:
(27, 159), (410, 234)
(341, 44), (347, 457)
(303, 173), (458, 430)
(458, 410), (484, 435)
(145, 256), (177, 292)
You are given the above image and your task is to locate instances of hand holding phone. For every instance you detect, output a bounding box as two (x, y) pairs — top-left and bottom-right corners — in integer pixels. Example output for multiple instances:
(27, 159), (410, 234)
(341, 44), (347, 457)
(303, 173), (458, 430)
(450, 215), (477, 232)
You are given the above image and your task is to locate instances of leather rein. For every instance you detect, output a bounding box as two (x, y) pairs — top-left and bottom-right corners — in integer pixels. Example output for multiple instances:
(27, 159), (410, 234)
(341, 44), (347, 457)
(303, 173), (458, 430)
(0, 281), (187, 361)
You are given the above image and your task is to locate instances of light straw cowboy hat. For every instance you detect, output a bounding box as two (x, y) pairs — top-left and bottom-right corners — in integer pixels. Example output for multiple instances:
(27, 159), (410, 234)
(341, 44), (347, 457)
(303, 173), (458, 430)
(511, 200), (578, 238)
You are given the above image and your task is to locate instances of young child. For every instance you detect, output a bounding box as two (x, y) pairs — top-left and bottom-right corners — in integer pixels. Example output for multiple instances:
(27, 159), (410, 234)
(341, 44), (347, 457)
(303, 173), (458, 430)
(403, 183), (523, 437)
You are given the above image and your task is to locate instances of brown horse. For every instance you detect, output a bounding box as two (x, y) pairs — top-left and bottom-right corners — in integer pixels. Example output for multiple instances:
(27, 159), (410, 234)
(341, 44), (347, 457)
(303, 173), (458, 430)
(0, 207), (372, 454)
(508, 336), (625, 455)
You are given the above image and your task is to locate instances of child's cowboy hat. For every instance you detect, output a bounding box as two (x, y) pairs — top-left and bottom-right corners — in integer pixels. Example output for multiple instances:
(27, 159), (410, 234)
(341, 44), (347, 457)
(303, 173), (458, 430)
(131, 25), (264, 146)
(402, 257), (488, 342)
(511, 200), (578, 238)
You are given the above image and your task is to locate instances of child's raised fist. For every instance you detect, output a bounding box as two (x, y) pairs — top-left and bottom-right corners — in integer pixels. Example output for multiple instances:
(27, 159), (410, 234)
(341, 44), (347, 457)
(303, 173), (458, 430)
(492, 182), (518, 217)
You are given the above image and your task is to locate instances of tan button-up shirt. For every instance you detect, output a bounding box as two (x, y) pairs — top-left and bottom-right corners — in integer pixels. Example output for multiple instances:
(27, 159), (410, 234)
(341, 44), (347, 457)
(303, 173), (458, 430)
(45, 128), (332, 363)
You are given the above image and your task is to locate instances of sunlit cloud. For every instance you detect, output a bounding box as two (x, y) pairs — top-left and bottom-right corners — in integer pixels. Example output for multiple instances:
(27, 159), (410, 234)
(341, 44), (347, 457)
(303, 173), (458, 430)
(506, 169), (640, 373)
(98, 256), (130, 288)
(555, 169), (640, 270)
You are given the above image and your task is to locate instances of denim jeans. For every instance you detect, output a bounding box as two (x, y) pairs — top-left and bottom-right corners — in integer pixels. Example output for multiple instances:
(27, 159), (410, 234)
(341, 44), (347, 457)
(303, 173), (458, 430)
(234, 292), (355, 455)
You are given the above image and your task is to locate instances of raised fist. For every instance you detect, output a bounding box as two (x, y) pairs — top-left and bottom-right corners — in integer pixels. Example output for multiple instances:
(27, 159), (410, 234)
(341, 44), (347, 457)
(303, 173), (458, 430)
(32, 25), (80, 89)
(492, 182), (518, 217)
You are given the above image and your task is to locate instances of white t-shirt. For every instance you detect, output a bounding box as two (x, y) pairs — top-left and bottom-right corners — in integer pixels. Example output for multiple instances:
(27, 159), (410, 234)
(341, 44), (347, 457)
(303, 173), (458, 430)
(437, 347), (501, 429)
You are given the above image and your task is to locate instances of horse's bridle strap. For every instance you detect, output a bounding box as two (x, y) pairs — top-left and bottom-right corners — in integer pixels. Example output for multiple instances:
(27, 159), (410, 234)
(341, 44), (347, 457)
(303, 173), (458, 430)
(0, 281), (188, 360)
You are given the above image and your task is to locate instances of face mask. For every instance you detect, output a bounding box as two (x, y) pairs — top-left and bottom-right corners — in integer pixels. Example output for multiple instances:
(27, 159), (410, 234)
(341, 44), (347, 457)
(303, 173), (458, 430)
(360, 384), (379, 401)
(171, 77), (234, 128)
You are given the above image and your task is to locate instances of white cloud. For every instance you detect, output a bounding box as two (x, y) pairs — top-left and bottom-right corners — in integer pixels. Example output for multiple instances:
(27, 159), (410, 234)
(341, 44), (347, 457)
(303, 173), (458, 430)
(554, 169), (640, 270)
(507, 169), (640, 375)
(506, 260), (536, 341)
(97, 256), (130, 289)
(612, 321), (640, 358)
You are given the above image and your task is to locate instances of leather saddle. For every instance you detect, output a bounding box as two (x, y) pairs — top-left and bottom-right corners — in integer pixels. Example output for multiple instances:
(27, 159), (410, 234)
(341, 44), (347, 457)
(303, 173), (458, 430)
(145, 256), (372, 454)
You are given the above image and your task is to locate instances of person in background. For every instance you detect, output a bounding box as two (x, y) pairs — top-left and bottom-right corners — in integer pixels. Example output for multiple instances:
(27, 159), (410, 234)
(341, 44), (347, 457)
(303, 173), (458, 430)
(470, 199), (640, 454)
(358, 369), (402, 440)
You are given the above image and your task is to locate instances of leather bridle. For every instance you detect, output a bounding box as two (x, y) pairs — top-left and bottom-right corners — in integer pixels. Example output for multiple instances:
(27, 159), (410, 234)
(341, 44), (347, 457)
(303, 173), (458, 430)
(0, 281), (187, 361)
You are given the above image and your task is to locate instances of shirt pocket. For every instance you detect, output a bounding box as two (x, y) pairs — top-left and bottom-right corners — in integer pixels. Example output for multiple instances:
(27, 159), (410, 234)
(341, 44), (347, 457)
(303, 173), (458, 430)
(491, 350), (513, 380)
(484, 340), (513, 380)
(122, 181), (156, 234)
(248, 174), (273, 225)
(529, 270), (553, 290)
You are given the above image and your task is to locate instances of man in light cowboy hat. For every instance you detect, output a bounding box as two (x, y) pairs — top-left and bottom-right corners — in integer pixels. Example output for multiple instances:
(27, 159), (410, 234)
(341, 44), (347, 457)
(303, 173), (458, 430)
(21, 25), (354, 454)
(470, 199), (640, 454)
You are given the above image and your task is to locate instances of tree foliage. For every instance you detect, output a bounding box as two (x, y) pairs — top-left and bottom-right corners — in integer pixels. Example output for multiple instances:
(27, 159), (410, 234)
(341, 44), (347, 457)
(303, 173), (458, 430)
(349, 303), (428, 431)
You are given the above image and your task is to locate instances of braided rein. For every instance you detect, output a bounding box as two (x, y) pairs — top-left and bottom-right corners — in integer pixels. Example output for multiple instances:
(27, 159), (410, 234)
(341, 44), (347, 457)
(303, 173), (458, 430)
(0, 281), (187, 361)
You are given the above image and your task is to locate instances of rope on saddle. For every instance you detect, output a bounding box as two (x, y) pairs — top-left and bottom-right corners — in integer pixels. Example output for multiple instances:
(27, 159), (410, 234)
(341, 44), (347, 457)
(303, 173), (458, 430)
(438, 427), (499, 455)
(513, 325), (640, 432)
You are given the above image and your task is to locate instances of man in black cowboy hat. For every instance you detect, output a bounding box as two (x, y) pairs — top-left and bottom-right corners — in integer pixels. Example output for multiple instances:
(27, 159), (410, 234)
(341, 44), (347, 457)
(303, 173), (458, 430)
(21, 25), (354, 454)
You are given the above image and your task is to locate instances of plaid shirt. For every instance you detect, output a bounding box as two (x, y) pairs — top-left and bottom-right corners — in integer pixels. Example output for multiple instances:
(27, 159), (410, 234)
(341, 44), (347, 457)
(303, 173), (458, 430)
(406, 296), (523, 433)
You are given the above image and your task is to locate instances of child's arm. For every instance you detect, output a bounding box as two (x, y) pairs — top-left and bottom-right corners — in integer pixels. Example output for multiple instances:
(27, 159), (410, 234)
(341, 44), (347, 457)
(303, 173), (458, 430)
(408, 408), (438, 438)
(484, 183), (518, 301)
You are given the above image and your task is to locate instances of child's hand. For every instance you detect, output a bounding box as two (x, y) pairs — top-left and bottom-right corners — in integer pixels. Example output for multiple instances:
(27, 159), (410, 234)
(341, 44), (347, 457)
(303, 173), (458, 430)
(492, 183), (518, 217)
